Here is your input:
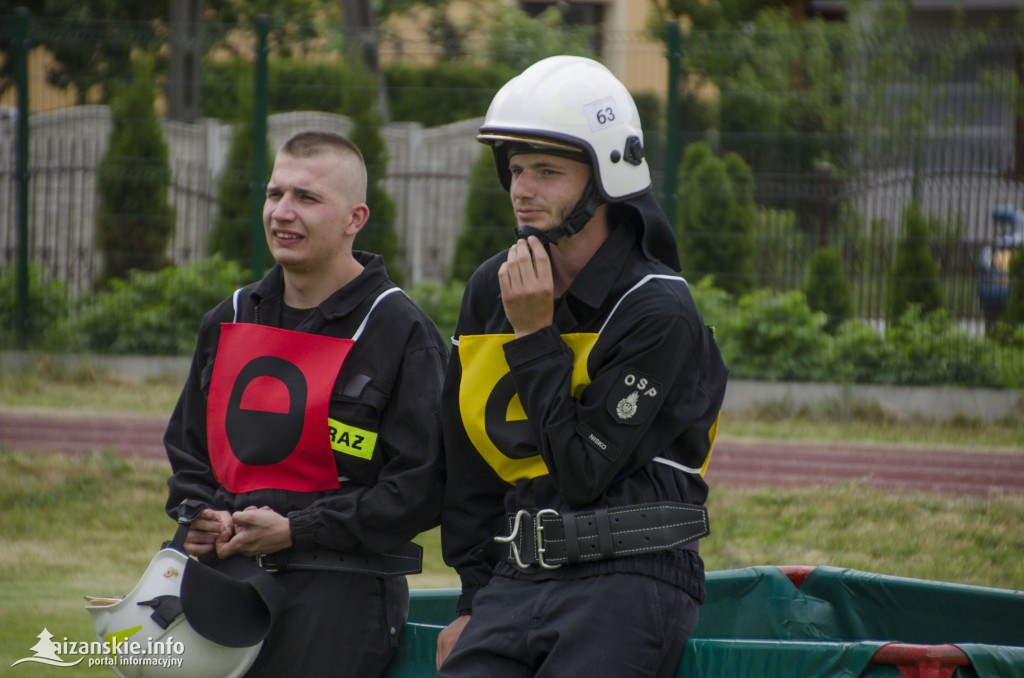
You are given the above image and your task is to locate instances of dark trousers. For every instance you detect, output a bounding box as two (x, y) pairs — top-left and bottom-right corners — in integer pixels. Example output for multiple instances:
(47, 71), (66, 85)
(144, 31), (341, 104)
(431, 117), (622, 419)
(438, 573), (699, 678)
(243, 570), (408, 678)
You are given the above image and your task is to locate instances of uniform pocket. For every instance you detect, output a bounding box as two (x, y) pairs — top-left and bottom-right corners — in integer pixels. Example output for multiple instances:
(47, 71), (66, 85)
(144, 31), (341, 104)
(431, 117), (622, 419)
(383, 576), (410, 649)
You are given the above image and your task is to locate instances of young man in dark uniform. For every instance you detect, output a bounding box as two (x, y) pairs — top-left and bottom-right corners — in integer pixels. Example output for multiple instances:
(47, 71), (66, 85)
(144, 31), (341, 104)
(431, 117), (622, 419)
(436, 56), (728, 677)
(164, 130), (447, 677)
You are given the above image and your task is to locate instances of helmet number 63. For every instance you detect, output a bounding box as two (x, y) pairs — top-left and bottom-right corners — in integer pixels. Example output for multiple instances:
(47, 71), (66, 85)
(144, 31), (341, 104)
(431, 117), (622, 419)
(585, 97), (622, 132)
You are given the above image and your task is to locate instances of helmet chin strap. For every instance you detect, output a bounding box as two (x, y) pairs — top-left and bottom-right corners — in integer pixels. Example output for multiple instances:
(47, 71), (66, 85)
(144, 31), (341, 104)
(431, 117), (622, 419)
(515, 179), (604, 246)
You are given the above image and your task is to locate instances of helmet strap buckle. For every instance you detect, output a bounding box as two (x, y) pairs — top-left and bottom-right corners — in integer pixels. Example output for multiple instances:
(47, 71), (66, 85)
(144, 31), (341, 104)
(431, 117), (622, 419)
(623, 136), (644, 166)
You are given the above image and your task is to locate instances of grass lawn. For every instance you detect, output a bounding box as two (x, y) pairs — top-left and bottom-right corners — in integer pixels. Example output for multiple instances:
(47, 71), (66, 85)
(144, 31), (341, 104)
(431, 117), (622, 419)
(2, 358), (1022, 674)
(2, 451), (1022, 676)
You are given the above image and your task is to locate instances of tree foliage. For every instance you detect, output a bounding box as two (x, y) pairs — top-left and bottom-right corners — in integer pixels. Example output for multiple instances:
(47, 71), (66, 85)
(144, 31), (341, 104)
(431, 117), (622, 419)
(887, 202), (943, 322)
(992, 248), (1024, 348)
(647, 0), (788, 31)
(678, 9), (846, 230)
(204, 0), (339, 58)
(95, 57), (175, 287)
(1, 0), (166, 104)
(469, 4), (597, 72)
(208, 119), (272, 268)
(677, 141), (757, 296)
(805, 246), (853, 335)
(1002, 248), (1024, 325)
(349, 104), (404, 286)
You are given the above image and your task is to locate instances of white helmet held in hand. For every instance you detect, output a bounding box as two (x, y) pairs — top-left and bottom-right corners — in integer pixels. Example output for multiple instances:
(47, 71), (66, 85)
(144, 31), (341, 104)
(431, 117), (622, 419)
(86, 501), (281, 678)
(86, 549), (262, 678)
(478, 55), (650, 202)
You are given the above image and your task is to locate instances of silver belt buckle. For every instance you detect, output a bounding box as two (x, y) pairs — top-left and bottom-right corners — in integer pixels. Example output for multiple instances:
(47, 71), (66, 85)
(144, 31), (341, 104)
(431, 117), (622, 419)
(534, 508), (562, 570)
(255, 554), (280, 573)
(494, 509), (532, 570)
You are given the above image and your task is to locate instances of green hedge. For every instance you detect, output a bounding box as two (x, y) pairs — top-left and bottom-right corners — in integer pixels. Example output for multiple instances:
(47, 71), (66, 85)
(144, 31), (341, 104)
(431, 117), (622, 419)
(201, 59), (373, 121)
(7, 261), (1021, 389)
(0, 264), (69, 349)
(66, 257), (250, 355)
(384, 61), (515, 126)
(201, 58), (513, 127)
(690, 277), (1019, 388)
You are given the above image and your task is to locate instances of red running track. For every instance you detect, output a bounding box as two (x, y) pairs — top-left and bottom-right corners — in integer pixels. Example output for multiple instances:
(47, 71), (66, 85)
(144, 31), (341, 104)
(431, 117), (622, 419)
(2, 408), (1022, 496)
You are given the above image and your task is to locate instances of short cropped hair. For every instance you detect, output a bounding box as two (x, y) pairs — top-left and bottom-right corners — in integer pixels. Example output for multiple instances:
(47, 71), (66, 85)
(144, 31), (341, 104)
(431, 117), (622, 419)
(279, 130), (368, 201)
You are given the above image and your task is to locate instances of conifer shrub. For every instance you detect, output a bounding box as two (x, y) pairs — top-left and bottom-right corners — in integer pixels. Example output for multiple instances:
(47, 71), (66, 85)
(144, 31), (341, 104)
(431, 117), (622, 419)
(677, 141), (757, 296)
(349, 105), (403, 286)
(990, 248), (1024, 352)
(805, 246), (853, 334)
(95, 58), (176, 287)
(451, 149), (516, 281)
(208, 119), (272, 269)
(887, 202), (943, 322)
(998, 248), (1024, 328)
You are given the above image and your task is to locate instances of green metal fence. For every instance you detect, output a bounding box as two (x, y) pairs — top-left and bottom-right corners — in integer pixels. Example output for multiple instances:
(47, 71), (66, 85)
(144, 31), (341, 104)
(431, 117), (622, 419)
(1, 10), (1022, 380)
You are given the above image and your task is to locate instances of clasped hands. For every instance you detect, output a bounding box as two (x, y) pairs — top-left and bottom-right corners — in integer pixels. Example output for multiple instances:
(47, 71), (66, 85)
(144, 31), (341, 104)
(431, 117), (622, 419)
(184, 506), (292, 559)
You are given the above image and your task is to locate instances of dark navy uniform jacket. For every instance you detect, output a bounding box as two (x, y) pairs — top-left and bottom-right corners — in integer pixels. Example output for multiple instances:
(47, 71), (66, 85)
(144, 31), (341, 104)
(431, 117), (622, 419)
(441, 222), (728, 615)
(165, 252), (447, 557)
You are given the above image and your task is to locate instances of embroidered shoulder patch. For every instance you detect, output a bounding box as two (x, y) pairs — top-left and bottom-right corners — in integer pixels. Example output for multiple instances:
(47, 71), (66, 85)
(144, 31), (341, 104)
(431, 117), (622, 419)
(606, 369), (661, 425)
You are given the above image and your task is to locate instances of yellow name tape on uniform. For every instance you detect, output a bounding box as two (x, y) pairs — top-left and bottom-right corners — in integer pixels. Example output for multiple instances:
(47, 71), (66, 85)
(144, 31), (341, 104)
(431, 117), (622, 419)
(327, 419), (378, 460)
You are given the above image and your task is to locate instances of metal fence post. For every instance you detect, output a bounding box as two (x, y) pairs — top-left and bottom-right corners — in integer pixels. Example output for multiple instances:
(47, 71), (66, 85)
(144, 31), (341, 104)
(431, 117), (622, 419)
(251, 15), (269, 277)
(663, 19), (681, 236)
(14, 7), (30, 349)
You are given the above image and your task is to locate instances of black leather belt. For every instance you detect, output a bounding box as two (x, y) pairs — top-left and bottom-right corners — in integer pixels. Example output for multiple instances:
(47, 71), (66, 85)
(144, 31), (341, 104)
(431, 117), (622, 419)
(496, 502), (709, 570)
(255, 542), (422, 577)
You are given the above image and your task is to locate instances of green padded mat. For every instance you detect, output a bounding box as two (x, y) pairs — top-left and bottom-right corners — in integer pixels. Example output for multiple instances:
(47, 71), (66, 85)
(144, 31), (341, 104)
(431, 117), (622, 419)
(383, 566), (1024, 677)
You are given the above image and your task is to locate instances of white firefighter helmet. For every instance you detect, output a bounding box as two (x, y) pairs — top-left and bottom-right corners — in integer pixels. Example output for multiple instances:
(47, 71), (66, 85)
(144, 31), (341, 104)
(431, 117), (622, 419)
(86, 549), (261, 678)
(478, 55), (650, 202)
(86, 501), (280, 678)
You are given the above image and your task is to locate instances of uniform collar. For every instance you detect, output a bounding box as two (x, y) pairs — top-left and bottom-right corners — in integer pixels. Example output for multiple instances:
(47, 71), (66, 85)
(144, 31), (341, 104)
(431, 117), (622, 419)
(319, 251), (392, 321)
(250, 251), (392, 322)
(564, 223), (634, 310)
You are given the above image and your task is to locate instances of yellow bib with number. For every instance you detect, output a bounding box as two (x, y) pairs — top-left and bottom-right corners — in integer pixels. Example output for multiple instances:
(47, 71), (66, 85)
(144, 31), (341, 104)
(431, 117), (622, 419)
(458, 333), (598, 485)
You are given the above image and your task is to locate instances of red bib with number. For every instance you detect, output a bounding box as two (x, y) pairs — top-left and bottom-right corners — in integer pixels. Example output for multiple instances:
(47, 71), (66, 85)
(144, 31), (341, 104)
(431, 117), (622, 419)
(207, 323), (352, 493)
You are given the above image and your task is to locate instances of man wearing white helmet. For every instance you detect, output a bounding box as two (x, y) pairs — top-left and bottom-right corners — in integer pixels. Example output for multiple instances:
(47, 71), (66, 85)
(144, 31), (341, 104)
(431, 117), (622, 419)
(437, 56), (729, 677)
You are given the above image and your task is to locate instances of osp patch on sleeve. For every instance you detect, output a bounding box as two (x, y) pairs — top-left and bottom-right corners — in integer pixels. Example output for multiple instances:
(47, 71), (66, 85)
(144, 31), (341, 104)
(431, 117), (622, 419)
(327, 418), (378, 460)
(607, 369), (661, 425)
